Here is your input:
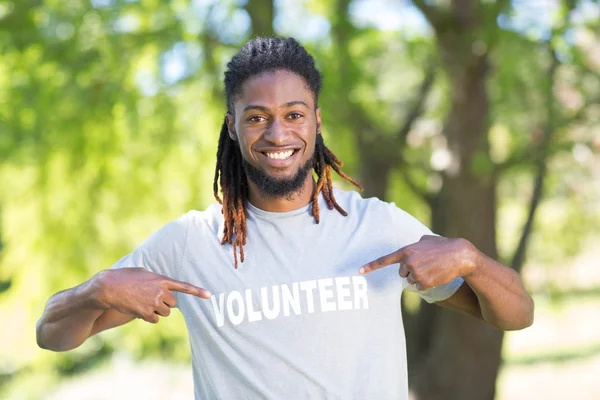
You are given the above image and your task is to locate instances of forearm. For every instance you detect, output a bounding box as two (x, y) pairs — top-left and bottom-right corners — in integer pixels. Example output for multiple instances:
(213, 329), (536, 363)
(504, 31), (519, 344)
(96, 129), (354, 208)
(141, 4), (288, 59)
(465, 251), (534, 330)
(36, 275), (107, 351)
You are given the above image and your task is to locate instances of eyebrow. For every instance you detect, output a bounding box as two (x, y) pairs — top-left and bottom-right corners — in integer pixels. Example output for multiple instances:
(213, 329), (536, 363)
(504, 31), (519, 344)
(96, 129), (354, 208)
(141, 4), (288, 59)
(242, 101), (310, 113)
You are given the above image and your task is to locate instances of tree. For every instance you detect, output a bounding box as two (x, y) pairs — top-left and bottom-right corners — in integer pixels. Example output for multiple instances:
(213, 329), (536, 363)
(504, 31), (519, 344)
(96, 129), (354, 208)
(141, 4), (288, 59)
(314, 0), (599, 398)
(404, 1), (600, 398)
(1, 0), (598, 397)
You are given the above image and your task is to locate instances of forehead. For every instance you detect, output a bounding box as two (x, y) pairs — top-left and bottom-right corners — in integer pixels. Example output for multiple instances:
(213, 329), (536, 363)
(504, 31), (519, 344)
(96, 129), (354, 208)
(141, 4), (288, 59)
(235, 70), (314, 109)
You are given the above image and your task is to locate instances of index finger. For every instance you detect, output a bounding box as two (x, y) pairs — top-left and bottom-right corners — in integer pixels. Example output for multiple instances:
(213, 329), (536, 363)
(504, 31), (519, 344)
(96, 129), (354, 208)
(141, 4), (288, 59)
(165, 279), (212, 299)
(359, 247), (409, 274)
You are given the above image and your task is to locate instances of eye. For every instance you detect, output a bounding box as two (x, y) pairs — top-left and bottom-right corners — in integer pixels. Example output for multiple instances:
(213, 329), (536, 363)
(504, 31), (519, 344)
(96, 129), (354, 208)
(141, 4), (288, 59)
(248, 115), (266, 123)
(287, 112), (304, 120)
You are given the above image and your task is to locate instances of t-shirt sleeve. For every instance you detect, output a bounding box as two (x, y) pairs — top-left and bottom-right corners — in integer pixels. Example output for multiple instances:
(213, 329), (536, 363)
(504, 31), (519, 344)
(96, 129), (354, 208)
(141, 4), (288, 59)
(109, 214), (190, 280)
(389, 204), (464, 304)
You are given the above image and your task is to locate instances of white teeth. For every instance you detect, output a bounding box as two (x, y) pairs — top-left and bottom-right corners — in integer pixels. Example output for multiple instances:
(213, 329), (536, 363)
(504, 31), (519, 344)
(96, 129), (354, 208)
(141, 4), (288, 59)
(266, 150), (294, 160)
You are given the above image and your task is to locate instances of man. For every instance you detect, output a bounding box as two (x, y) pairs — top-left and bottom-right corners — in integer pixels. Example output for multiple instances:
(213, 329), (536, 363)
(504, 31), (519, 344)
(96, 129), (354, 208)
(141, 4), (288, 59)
(37, 37), (534, 399)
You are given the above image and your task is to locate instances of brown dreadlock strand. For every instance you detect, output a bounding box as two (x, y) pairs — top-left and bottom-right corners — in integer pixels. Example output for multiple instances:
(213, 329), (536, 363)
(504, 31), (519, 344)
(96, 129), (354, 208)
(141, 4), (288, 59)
(309, 135), (363, 222)
(213, 120), (249, 267)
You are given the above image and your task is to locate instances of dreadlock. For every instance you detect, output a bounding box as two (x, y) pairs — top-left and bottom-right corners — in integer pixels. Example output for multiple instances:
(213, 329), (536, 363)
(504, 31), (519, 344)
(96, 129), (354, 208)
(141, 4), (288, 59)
(213, 37), (362, 268)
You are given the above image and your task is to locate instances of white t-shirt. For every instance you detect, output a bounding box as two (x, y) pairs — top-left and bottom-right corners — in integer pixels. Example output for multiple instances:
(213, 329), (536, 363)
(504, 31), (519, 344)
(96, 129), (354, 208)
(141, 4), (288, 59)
(112, 188), (464, 399)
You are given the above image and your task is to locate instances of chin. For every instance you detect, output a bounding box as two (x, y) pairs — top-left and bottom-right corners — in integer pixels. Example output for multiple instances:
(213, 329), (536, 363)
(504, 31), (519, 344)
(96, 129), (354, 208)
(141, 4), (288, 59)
(267, 166), (301, 177)
(243, 157), (314, 199)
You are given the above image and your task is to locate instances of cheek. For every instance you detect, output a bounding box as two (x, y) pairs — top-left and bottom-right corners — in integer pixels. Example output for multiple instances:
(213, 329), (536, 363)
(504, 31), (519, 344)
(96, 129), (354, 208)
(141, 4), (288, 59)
(236, 136), (255, 159)
(305, 132), (317, 151)
(238, 141), (251, 157)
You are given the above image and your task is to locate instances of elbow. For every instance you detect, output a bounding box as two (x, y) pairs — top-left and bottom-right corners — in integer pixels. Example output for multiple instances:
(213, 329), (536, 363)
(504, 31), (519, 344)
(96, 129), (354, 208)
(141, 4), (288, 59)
(490, 317), (532, 331)
(36, 318), (77, 352)
(484, 294), (535, 331)
(517, 293), (535, 329)
(505, 289), (535, 330)
(36, 318), (51, 350)
(36, 318), (60, 351)
(497, 296), (535, 331)
(522, 295), (535, 328)
(502, 319), (533, 331)
(502, 316), (533, 331)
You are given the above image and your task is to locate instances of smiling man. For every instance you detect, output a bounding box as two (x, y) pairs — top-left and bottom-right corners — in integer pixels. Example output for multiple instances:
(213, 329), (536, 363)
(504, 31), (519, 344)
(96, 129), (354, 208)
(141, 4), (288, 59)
(36, 37), (534, 399)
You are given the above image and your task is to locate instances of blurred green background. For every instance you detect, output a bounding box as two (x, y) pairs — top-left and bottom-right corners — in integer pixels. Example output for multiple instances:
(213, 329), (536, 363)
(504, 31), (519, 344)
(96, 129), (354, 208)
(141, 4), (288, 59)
(1, 0), (599, 399)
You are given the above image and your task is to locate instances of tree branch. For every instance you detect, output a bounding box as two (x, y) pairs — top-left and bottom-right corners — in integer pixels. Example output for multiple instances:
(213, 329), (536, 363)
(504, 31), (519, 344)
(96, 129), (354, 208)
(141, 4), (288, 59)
(246, 0), (275, 36)
(401, 169), (435, 204)
(560, 93), (600, 128)
(495, 139), (581, 172)
(510, 46), (559, 273)
(509, 0), (578, 270)
(395, 60), (437, 146)
(412, 0), (442, 29)
(490, 0), (511, 20)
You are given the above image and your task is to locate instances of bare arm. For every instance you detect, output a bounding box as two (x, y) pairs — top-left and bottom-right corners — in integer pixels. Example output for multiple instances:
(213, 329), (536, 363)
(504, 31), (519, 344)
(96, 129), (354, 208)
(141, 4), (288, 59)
(36, 273), (134, 352)
(437, 249), (534, 330)
(360, 236), (534, 331)
(90, 308), (135, 336)
(435, 281), (483, 321)
(36, 268), (211, 352)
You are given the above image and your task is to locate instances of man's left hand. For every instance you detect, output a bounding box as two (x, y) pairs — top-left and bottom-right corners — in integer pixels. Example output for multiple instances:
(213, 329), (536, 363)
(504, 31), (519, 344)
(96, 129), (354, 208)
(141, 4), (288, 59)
(359, 235), (479, 291)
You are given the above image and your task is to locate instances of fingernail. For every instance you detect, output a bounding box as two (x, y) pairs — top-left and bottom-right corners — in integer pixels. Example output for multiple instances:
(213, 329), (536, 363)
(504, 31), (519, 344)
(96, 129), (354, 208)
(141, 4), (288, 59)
(359, 267), (366, 274)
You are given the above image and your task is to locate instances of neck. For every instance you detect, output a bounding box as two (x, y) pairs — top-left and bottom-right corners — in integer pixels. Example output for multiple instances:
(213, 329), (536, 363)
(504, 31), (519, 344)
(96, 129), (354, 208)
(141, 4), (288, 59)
(247, 174), (316, 212)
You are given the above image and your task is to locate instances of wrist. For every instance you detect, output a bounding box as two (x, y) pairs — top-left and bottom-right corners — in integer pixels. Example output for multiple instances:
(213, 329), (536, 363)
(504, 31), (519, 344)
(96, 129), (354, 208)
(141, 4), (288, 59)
(458, 238), (481, 278)
(88, 270), (112, 310)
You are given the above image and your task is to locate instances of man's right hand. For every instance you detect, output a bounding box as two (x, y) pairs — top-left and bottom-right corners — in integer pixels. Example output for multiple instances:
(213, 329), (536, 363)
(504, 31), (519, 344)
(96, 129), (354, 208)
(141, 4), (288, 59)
(95, 268), (212, 324)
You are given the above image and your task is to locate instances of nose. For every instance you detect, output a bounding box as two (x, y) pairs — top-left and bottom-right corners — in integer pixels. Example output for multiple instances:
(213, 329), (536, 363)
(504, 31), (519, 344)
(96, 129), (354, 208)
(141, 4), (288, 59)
(264, 118), (290, 146)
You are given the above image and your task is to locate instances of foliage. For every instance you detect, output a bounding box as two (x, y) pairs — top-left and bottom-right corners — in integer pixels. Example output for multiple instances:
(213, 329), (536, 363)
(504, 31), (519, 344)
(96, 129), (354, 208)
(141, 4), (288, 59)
(0, 0), (598, 397)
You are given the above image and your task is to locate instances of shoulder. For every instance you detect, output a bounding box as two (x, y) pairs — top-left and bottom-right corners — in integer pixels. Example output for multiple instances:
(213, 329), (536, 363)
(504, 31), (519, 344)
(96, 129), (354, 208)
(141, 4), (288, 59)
(332, 188), (432, 244)
(180, 203), (224, 236)
(331, 187), (400, 219)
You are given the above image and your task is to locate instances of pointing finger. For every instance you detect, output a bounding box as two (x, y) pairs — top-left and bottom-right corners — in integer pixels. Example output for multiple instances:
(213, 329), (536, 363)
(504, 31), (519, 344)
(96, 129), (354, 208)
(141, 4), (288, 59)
(162, 291), (177, 308)
(154, 303), (171, 317)
(142, 312), (159, 324)
(399, 263), (410, 278)
(165, 279), (212, 299)
(359, 247), (409, 274)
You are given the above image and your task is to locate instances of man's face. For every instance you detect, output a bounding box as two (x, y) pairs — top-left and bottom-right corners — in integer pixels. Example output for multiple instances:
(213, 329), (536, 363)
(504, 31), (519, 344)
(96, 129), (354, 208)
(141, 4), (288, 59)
(227, 69), (322, 198)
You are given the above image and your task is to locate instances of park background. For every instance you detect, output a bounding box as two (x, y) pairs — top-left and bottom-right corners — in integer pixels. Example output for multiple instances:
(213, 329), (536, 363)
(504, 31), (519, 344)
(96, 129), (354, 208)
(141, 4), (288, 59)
(1, 0), (599, 398)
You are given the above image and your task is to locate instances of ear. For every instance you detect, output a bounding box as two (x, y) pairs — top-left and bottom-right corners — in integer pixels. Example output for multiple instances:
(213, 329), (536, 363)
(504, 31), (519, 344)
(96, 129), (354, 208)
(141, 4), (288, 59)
(225, 113), (237, 141)
(315, 107), (322, 134)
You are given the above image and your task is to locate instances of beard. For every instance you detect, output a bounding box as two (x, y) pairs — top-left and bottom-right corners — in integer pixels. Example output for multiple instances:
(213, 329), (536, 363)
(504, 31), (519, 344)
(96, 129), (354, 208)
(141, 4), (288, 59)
(242, 151), (316, 201)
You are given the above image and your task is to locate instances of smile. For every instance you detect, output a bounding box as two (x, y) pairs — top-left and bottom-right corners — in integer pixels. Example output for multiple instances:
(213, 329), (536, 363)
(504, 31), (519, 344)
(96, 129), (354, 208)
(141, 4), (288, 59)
(264, 150), (295, 160)
(256, 148), (301, 168)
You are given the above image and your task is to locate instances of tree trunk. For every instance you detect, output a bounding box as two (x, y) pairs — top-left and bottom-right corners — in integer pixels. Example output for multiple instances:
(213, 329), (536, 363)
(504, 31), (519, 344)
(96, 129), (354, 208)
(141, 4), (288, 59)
(406, 3), (506, 398)
(359, 154), (392, 199)
(245, 0), (275, 37)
